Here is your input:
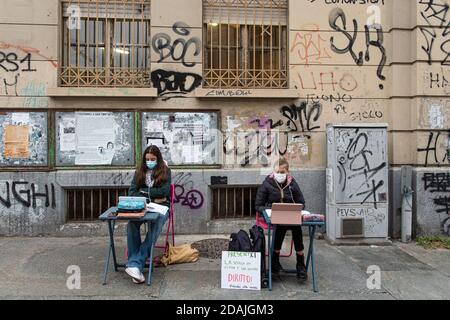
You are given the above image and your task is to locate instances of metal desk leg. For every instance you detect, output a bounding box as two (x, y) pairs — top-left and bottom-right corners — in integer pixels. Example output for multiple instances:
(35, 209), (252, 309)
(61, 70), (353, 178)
(146, 220), (157, 286)
(271, 225), (277, 263)
(270, 225), (277, 291)
(107, 220), (119, 272)
(305, 226), (313, 272)
(147, 244), (154, 286)
(102, 220), (113, 285)
(306, 226), (318, 293)
(267, 222), (272, 291)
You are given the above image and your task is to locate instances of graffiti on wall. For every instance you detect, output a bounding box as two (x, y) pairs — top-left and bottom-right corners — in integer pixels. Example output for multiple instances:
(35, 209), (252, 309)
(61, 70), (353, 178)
(104, 172), (134, 186)
(0, 179), (58, 234)
(292, 66), (386, 122)
(0, 42), (55, 105)
(0, 42), (57, 68)
(290, 24), (332, 66)
(297, 71), (358, 93)
(0, 51), (35, 96)
(173, 172), (204, 210)
(150, 69), (203, 101)
(0, 181), (56, 210)
(289, 21), (359, 110)
(242, 101), (323, 134)
(419, 0), (450, 66)
(417, 131), (450, 167)
(224, 128), (288, 167)
(152, 22), (201, 67)
(223, 101), (322, 167)
(427, 69), (450, 92)
(328, 7), (387, 90)
(348, 101), (384, 121)
(151, 22), (202, 100)
(291, 63), (359, 113)
(337, 206), (386, 235)
(311, 0), (386, 4)
(423, 172), (450, 235)
(289, 4), (391, 125)
(335, 128), (387, 209)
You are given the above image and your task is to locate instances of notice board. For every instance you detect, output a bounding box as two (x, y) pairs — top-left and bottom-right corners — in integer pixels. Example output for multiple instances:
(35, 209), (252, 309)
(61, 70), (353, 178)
(56, 111), (135, 166)
(0, 112), (48, 167)
(142, 111), (219, 166)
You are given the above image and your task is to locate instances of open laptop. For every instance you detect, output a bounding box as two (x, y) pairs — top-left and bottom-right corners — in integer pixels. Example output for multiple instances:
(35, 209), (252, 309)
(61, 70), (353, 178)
(270, 203), (304, 225)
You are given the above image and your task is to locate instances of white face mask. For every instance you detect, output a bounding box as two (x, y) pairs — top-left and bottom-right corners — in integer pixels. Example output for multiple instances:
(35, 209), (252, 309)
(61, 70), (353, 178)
(274, 173), (287, 184)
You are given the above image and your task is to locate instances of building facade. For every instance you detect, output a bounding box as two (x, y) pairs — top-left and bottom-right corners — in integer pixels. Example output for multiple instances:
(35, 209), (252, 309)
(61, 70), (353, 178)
(0, 0), (449, 237)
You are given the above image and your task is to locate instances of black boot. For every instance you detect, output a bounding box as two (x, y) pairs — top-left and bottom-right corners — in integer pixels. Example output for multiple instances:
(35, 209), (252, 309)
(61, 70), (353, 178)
(296, 254), (308, 281)
(271, 252), (283, 273)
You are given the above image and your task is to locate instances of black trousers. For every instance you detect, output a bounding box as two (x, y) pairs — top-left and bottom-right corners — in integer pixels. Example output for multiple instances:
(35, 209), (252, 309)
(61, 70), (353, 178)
(274, 225), (304, 252)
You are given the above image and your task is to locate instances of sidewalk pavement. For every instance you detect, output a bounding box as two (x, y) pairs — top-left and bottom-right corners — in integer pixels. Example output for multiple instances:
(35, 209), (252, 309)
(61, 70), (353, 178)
(0, 235), (449, 300)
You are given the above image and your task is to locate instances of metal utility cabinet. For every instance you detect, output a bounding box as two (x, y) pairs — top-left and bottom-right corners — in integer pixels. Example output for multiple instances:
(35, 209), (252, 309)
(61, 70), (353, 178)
(326, 124), (389, 244)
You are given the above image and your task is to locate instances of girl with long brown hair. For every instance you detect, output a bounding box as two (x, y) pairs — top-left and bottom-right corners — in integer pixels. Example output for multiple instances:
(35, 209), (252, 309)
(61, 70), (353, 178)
(125, 146), (171, 284)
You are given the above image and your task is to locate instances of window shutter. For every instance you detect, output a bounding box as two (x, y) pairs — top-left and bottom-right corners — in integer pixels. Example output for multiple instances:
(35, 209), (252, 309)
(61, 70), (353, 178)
(62, 1), (151, 19)
(204, 0), (287, 25)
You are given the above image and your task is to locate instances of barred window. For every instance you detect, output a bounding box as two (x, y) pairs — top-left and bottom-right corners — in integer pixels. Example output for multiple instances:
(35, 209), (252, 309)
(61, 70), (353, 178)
(203, 0), (288, 89)
(60, 0), (151, 87)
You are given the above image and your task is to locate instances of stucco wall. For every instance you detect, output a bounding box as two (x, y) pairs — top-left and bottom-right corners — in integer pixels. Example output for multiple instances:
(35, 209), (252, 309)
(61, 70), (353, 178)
(0, 0), (448, 237)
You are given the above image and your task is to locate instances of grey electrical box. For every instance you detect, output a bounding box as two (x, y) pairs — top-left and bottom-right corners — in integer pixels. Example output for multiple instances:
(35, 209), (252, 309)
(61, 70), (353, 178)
(326, 124), (389, 243)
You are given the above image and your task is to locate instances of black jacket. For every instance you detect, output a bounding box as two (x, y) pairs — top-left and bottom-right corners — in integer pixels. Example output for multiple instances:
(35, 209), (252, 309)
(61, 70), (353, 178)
(255, 174), (306, 214)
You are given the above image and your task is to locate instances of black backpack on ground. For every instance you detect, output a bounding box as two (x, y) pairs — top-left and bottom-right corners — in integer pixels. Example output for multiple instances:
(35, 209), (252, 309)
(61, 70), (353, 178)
(249, 225), (268, 288)
(228, 230), (252, 252)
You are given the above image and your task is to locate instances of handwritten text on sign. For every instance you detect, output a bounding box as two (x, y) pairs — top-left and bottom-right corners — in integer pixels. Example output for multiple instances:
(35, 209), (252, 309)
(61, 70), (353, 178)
(221, 251), (261, 291)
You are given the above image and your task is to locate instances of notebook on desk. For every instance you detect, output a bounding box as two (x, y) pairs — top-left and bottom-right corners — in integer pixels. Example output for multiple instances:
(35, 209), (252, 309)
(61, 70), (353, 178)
(146, 202), (169, 216)
(270, 203), (304, 226)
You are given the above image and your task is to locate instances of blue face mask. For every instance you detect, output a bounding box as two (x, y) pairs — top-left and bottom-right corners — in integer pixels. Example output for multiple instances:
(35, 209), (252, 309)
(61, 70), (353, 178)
(146, 160), (157, 170)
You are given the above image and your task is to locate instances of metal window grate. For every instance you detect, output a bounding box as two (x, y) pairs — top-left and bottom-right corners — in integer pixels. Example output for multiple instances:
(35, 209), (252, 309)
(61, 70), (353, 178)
(65, 187), (128, 222)
(60, 0), (151, 87)
(211, 185), (259, 219)
(203, 0), (288, 89)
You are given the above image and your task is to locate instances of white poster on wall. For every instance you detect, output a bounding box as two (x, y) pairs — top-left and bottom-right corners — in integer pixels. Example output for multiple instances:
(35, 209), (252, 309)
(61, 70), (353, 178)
(221, 251), (261, 291)
(74, 112), (117, 165)
(11, 113), (30, 125)
(146, 120), (164, 133)
(429, 104), (444, 129)
(182, 144), (203, 164)
(60, 116), (76, 152)
(146, 137), (165, 149)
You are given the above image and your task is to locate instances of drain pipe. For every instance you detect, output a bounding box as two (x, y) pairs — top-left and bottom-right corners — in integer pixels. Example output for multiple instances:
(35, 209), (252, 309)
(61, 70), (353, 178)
(401, 166), (413, 243)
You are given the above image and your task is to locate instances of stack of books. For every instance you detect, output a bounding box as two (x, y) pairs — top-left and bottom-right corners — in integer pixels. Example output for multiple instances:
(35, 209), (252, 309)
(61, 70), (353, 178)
(116, 210), (146, 219)
(302, 211), (325, 222)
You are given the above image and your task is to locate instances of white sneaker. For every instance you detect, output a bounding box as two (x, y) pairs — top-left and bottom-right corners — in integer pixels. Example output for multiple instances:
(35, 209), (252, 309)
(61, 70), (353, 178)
(132, 277), (145, 284)
(125, 267), (145, 284)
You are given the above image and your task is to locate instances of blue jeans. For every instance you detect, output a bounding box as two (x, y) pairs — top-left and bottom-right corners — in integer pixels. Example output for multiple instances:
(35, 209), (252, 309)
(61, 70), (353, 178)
(127, 213), (169, 272)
